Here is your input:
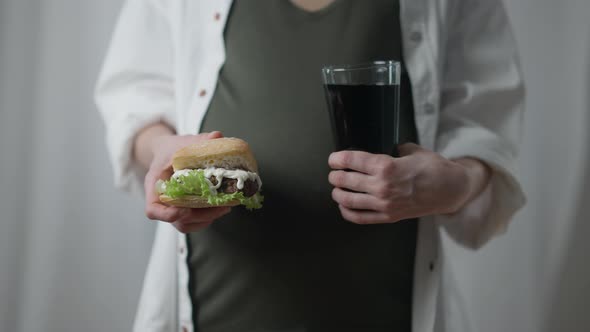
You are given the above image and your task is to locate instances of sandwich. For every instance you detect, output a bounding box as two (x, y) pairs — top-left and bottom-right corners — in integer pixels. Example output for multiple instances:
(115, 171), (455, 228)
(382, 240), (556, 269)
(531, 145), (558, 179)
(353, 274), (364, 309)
(156, 137), (263, 209)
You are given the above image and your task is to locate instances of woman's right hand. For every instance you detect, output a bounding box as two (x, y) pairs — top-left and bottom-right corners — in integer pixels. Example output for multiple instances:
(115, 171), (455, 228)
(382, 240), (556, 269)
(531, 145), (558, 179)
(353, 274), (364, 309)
(138, 126), (231, 233)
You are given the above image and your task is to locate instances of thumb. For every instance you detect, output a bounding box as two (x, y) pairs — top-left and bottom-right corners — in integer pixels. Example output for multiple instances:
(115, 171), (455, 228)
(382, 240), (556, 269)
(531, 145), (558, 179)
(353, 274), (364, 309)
(207, 131), (224, 139)
(397, 142), (423, 157)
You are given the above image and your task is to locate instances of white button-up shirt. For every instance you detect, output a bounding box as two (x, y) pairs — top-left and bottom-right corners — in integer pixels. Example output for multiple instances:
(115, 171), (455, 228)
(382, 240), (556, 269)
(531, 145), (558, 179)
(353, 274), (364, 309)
(95, 0), (526, 331)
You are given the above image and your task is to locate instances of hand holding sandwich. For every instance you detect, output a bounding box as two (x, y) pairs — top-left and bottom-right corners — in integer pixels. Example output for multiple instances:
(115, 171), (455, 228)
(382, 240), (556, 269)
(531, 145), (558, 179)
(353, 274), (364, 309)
(135, 123), (231, 233)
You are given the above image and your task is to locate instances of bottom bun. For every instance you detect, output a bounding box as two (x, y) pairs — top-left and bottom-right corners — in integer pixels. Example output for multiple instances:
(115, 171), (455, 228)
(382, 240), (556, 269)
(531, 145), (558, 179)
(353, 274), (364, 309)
(159, 194), (241, 208)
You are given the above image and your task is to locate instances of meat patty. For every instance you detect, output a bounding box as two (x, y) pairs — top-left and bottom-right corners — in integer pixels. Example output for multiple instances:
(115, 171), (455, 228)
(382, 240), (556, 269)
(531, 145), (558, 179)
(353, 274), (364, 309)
(210, 176), (259, 197)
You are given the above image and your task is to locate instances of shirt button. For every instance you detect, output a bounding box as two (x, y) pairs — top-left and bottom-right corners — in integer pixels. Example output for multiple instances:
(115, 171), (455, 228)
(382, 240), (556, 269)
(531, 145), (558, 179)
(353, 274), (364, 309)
(179, 246), (185, 255)
(429, 261), (435, 271)
(199, 89), (207, 97)
(423, 103), (435, 115)
(410, 31), (423, 43)
(214, 12), (221, 21)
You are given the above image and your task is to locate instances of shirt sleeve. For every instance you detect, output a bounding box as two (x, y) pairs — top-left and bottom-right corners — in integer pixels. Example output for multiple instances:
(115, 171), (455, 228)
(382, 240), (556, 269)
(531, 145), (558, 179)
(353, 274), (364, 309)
(94, 0), (176, 194)
(434, 0), (526, 249)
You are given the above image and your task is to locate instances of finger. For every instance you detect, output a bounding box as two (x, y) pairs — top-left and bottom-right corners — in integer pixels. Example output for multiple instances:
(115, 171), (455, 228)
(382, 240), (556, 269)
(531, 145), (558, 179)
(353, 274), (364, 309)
(332, 187), (385, 211)
(173, 221), (214, 234)
(146, 202), (190, 222)
(328, 170), (375, 193)
(397, 143), (424, 157)
(144, 167), (186, 222)
(175, 206), (232, 224)
(145, 164), (173, 198)
(206, 131), (224, 139)
(338, 205), (396, 225)
(329, 150), (391, 175)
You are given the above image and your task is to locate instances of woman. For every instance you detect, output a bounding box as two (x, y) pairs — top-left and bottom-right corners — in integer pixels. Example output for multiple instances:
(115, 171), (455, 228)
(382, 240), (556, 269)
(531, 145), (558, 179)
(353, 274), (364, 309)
(96, 0), (526, 331)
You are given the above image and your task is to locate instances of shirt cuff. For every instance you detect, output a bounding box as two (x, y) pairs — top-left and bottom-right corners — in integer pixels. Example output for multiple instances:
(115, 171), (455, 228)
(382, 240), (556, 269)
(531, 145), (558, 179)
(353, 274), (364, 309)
(435, 137), (526, 249)
(106, 111), (173, 195)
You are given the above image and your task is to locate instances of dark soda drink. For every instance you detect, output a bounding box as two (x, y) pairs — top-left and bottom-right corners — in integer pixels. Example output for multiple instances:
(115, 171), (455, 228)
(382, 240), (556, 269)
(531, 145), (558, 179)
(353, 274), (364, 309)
(324, 84), (400, 155)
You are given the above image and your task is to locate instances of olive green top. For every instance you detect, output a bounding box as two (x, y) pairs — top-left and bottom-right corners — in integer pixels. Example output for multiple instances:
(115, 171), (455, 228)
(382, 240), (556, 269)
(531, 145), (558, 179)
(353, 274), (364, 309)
(189, 1), (418, 331)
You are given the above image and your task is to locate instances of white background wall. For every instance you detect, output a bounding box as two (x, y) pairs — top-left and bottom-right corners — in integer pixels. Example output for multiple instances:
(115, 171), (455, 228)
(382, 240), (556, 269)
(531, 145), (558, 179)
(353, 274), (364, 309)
(1, 0), (589, 331)
(0, 1), (154, 331)
(444, 1), (590, 331)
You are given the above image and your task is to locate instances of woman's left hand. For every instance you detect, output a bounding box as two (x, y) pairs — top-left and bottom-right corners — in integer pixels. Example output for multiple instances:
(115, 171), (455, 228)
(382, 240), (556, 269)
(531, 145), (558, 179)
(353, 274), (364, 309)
(328, 143), (491, 224)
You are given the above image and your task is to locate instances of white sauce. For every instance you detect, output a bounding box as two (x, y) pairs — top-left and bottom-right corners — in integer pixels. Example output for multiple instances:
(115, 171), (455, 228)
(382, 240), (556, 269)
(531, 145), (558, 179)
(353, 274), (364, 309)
(172, 168), (262, 195)
(171, 169), (193, 179)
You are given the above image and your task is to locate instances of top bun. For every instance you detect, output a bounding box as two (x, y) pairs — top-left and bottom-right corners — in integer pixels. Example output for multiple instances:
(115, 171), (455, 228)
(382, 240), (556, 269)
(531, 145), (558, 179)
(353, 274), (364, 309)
(172, 137), (258, 172)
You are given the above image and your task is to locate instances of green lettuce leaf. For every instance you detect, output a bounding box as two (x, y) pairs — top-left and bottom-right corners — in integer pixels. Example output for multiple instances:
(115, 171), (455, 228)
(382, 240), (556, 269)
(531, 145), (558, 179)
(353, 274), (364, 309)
(157, 170), (263, 210)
